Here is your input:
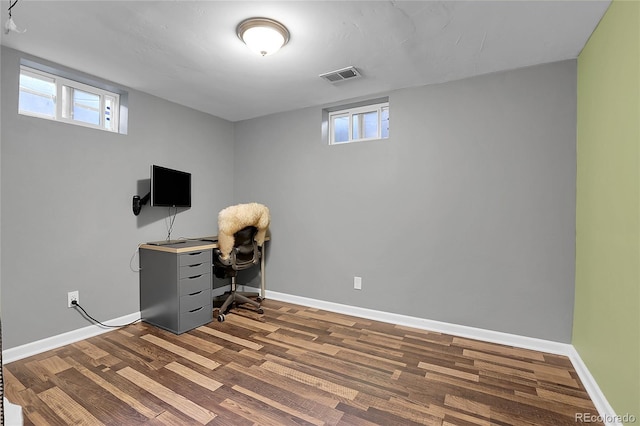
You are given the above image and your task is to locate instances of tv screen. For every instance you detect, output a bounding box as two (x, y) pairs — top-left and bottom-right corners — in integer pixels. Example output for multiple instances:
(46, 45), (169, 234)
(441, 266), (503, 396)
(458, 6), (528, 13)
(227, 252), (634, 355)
(151, 165), (191, 207)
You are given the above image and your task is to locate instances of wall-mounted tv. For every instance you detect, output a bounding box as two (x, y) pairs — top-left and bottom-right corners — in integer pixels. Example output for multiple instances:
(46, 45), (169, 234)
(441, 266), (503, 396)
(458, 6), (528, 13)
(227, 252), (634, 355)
(150, 165), (191, 207)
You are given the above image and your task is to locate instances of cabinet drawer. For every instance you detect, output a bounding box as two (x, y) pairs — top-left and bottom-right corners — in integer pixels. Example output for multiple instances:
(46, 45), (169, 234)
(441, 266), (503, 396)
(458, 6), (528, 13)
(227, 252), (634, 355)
(179, 304), (212, 333)
(180, 288), (211, 313)
(179, 250), (211, 266)
(180, 262), (210, 279)
(179, 273), (211, 296)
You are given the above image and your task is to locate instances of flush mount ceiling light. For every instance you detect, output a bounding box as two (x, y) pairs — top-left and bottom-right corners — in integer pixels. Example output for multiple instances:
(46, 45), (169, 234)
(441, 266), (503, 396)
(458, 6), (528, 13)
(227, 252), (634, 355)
(237, 17), (290, 56)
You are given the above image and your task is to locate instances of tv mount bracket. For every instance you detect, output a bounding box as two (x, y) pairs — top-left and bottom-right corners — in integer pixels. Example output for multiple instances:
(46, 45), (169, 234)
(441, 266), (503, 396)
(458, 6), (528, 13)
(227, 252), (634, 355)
(132, 192), (151, 216)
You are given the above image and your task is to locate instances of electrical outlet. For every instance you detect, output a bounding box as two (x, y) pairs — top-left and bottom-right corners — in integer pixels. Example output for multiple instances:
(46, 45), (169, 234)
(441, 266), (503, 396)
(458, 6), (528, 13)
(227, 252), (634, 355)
(67, 291), (79, 308)
(354, 276), (362, 290)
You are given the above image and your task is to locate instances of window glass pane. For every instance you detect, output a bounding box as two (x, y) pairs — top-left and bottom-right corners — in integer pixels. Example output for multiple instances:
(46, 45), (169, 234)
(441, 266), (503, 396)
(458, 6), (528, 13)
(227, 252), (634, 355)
(352, 114), (360, 140)
(381, 107), (389, 138)
(333, 115), (349, 143)
(19, 73), (56, 117)
(353, 111), (378, 140)
(73, 89), (100, 125)
(21, 73), (55, 95)
(363, 111), (378, 139)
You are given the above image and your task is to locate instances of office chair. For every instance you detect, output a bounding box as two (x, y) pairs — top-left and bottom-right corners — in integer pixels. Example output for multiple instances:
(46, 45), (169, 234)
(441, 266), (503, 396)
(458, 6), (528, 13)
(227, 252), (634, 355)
(213, 203), (270, 322)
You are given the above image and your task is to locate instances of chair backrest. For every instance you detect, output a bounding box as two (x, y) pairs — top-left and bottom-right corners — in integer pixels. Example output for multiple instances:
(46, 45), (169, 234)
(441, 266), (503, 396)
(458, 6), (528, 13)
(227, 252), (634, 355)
(231, 226), (260, 270)
(213, 226), (260, 275)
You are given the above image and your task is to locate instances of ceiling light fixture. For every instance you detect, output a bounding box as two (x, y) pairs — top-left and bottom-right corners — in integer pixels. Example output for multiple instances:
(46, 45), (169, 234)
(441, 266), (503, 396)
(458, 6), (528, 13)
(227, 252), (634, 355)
(237, 17), (290, 57)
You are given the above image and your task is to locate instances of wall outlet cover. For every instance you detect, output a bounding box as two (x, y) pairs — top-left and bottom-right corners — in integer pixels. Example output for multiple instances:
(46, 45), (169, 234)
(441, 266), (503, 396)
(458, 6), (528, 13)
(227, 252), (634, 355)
(67, 291), (79, 308)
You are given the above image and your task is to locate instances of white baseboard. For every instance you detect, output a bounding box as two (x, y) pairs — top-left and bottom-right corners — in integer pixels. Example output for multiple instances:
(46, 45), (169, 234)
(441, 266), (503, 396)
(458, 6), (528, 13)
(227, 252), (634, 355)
(1, 292), (622, 426)
(567, 346), (625, 426)
(266, 290), (621, 426)
(266, 290), (572, 353)
(5, 397), (23, 426)
(3, 312), (141, 364)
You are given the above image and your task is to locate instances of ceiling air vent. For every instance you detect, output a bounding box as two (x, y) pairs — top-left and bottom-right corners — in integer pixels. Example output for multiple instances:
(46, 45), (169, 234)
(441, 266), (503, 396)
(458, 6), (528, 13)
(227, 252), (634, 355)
(319, 66), (361, 84)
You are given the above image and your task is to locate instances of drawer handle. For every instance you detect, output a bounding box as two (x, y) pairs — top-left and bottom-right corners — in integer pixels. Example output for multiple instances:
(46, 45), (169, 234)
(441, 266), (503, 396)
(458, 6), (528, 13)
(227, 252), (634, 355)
(188, 263), (203, 268)
(188, 275), (202, 279)
(189, 307), (203, 313)
(188, 291), (203, 296)
(188, 252), (202, 256)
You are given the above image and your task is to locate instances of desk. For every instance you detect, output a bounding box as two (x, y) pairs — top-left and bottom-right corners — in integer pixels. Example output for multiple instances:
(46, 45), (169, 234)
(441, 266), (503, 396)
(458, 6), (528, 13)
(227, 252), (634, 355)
(140, 237), (268, 333)
(139, 236), (268, 299)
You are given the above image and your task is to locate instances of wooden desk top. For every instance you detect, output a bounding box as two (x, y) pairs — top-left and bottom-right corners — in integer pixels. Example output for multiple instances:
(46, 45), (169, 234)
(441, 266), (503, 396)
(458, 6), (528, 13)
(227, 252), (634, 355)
(139, 238), (218, 254)
(140, 236), (269, 254)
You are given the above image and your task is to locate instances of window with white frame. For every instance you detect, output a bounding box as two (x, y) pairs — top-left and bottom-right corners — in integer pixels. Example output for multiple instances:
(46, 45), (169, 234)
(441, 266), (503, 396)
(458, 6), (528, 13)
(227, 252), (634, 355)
(327, 100), (389, 144)
(19, 65), (121, 133)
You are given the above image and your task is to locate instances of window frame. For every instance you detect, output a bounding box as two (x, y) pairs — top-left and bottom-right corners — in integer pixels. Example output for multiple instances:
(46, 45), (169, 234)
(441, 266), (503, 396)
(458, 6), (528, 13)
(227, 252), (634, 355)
(19, 65), (121, 133)
(327, 101), (389, 145)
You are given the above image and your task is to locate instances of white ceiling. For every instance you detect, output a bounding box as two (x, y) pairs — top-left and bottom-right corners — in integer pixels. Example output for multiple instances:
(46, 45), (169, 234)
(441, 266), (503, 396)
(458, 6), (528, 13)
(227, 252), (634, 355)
(1, 1), (610, 122)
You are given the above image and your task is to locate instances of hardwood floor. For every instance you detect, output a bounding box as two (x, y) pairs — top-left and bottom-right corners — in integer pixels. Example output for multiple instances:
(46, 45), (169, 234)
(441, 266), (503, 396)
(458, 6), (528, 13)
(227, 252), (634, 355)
(4, 299), (602, 425)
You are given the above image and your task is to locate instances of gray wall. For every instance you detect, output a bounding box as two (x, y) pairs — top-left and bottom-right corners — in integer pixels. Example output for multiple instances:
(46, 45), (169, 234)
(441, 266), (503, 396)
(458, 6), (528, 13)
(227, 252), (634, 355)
(234, 60), (577, 343)
(1, 47), (235, 349)
(1, 47), (577, 348)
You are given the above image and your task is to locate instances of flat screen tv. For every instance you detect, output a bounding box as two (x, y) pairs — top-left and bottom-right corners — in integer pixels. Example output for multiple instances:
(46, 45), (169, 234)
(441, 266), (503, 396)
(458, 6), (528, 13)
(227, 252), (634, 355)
(150, 165), (191, 207)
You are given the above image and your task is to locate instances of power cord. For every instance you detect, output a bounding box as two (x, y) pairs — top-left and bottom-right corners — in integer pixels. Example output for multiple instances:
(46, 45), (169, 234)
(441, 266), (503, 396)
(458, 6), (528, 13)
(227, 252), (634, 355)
(166, 206), (178, 241)
(130, 243), (143, 272)
(71, 300), (141, 328)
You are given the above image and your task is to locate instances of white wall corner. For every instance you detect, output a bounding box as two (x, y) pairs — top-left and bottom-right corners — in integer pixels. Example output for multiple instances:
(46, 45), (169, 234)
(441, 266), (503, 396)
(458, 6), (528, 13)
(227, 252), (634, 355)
(567, 346), (624, 426)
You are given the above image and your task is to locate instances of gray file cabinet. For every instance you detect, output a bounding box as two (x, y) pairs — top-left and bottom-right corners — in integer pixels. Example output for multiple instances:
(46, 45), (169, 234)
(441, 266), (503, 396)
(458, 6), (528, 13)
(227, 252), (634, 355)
(139, 242), (213, 334)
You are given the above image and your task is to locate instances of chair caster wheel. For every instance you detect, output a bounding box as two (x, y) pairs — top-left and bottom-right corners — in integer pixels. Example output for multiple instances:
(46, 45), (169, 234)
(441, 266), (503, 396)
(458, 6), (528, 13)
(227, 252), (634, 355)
(257, 309), (264, 315)
(256, 297), (263, 303)
(217, 314), (225, 322)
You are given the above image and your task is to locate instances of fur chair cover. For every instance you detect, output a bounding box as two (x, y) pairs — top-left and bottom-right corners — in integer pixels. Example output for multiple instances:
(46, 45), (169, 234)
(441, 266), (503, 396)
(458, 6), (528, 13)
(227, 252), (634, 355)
(217, 203), (270, 260)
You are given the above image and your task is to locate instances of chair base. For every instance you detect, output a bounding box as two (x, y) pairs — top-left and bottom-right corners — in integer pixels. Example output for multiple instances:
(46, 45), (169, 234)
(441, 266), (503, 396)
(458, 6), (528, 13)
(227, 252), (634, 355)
(215, 277), (263, 322)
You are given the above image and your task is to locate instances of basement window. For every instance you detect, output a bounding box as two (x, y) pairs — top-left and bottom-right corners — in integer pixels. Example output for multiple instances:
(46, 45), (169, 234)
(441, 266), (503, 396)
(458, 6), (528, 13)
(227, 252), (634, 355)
(19, 65), (124, 133)
(325, 99), (389, 145)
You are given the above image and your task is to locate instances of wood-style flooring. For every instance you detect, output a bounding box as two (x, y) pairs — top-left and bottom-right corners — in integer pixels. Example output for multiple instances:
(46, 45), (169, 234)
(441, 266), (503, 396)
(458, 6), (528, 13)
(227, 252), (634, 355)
(4, 299), (602, 425)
